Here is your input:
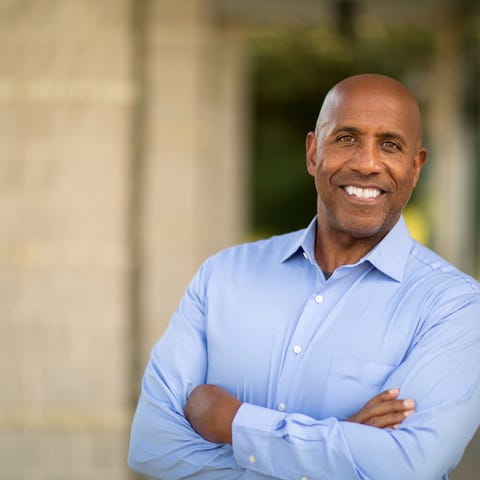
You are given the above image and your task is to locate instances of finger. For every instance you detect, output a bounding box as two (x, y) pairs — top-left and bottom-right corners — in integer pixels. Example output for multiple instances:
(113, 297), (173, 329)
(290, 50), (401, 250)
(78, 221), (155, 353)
(365, 388), (400, 406)
(348, 398), (415, 424)
(367, 398), (415, 418)
(347, 390), (399, 423)
(365, 409), (415, 428)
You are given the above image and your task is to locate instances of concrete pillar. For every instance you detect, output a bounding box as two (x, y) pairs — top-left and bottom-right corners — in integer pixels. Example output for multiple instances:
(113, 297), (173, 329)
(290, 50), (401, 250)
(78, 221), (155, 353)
(137, 0), (249, 368)
(0, 1), (134, 478)
(0, 0), (249, 478)
(429, 2), (476, 274)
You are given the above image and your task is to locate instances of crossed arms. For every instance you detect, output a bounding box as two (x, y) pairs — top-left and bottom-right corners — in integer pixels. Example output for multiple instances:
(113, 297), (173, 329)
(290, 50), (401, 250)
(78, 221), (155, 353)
(129, 312), (480, 478)
(184, 384), (415, 444)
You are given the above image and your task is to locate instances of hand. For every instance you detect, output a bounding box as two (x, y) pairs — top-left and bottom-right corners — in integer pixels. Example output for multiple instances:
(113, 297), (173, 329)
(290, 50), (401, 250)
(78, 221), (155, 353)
(184, 384), (242, 444)
(346, 388), (415, 429)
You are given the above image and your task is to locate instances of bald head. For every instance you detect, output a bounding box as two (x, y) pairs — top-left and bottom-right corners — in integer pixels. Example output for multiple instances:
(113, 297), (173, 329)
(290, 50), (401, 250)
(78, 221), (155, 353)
(316, 74), (423, 147)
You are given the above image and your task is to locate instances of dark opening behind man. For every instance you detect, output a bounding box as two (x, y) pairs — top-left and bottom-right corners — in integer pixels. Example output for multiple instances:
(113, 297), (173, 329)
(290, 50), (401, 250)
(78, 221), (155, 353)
(128, 74), (480, 480)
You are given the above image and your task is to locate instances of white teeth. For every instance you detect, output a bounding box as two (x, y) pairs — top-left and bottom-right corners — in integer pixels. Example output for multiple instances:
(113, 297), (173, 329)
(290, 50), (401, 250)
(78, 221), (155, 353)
(344, 186), (381, 199)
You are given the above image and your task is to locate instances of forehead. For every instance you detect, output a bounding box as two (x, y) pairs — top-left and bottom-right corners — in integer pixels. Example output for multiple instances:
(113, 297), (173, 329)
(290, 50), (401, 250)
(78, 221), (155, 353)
(320, 86), (421, 144)
(335, 90), (412, 127)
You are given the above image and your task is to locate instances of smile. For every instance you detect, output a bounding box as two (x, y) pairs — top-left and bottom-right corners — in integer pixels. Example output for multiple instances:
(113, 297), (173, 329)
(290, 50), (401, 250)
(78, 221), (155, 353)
(343, 185), (382, 199)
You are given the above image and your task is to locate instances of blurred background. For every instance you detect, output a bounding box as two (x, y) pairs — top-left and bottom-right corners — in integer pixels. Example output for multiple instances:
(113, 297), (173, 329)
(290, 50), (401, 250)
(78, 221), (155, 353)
(0, 0), (479, 478)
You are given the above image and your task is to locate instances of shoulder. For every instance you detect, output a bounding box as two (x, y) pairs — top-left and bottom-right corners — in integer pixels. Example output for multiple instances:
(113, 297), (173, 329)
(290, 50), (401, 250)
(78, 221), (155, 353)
(186, 228), (306, 301)
(404, 241), (480, 323)
(194, 229), (304, 287)
(210, 229), (303, 266)
(408, 241), (480, 294)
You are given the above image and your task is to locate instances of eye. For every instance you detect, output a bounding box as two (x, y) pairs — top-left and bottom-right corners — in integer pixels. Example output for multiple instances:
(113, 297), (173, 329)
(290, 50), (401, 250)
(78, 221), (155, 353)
(337, 135), (357, 144)
(382, 140), (401, 150)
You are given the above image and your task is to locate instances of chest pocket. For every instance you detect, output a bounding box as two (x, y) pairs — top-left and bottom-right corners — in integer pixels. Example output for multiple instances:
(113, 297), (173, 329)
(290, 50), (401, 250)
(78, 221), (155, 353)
(321, 357), (396, 420)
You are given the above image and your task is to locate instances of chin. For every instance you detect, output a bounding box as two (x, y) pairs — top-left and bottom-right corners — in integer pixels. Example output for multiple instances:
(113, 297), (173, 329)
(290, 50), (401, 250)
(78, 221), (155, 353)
(337, 219), (389, 240)
(323, 208), (398, 241)
(347, 228), (385, 240)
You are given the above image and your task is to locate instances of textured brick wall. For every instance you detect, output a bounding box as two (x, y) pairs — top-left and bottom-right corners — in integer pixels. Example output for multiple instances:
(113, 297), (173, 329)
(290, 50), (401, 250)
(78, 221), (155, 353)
(0, 0), (248, 478)
(0, 0), (134, 478)
(138, 0), (248, 363)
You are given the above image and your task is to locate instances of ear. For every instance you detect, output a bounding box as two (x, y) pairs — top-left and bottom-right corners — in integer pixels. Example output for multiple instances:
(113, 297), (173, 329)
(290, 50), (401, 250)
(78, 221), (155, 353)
(306, 132), (317, 176)
(412, 147), (427, 187)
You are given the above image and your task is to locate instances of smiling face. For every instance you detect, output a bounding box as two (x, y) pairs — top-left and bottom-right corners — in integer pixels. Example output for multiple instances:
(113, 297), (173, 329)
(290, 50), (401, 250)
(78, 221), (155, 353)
(306, 75), (427, 246)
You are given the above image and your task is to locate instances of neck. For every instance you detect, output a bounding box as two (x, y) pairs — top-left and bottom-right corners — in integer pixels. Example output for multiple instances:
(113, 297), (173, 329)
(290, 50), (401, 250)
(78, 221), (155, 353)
(314, 223), (385, 273)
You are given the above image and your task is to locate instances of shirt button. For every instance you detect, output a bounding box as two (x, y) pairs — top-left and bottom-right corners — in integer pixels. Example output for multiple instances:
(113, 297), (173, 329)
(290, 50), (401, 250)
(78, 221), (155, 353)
(315, 294), (324, 303)
(293, 345), (302, 354)
(300, 476), (309, 480)
(248, 454), (256, 464)
(278, 403), (286, 411)
(303, 251), (309, 260)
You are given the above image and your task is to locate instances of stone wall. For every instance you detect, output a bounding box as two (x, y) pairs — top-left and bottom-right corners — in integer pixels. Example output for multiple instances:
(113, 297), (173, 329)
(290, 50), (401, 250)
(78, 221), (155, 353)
(0, 0), (248, 478)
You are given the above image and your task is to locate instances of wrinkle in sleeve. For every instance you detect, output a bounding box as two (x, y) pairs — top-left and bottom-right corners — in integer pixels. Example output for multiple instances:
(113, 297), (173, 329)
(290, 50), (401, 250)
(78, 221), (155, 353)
(128, 258), (244, 479)
(233, 403), (362, 480)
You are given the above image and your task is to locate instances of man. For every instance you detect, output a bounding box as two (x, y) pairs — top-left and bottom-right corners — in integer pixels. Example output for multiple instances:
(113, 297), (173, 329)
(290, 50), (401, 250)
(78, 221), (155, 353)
(128, 74), (480, 479)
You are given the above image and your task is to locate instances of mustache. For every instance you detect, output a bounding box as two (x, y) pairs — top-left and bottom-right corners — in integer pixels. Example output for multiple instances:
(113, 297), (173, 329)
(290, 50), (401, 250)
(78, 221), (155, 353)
(333, 173), (389, 192)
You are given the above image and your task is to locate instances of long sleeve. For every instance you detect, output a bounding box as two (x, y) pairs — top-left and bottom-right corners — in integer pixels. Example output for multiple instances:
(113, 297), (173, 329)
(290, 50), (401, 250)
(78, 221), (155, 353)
(128, 260), (244, 479)
(232, 293), (480, 480)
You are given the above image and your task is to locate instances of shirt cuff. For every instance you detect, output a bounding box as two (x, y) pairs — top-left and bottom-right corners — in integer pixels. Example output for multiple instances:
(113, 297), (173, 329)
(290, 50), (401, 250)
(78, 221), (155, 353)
(232, 402), (286, 476)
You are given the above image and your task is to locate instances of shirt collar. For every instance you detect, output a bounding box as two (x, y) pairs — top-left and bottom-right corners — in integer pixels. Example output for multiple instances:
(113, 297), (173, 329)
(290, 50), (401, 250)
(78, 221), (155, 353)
(280, 216), (318, 264)
(281, 215), (413, 282)
(363, 216), (413, 281)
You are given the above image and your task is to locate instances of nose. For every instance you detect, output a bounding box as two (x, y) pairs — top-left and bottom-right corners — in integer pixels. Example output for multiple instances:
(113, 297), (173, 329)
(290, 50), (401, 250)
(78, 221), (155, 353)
(348, 141), (382, 175)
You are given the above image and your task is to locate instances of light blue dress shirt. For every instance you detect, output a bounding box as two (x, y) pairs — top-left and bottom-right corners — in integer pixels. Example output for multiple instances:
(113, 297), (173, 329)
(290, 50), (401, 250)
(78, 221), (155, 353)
(129, 216), (480, 480)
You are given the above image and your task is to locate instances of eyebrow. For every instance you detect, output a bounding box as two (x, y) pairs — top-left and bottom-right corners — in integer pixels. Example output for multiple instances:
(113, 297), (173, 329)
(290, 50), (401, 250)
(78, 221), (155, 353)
(331, 126), (360, 136)
(331, 126), (407, 145)
(376, 131), (407, 146)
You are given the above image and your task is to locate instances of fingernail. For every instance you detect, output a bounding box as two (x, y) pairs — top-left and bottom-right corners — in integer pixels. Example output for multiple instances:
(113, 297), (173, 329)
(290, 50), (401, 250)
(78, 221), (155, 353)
(403, 399), (415, 409)
(388, 388), (399, 395)
(404, 410), (415, 418)
(392, 424), (401, 429)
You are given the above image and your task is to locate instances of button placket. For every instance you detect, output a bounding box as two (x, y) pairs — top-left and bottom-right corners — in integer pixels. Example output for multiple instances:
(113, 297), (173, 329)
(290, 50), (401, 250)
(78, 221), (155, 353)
(274, 286), (329, 410)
